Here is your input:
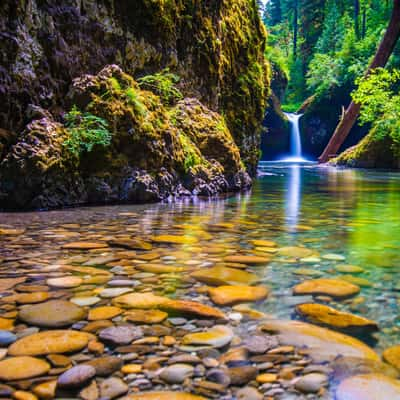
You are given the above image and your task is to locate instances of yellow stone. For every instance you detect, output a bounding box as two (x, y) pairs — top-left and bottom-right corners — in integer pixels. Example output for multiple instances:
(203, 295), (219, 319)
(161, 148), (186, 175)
(223, 255), (271, 265)
(0, 317), (14, 330)
(335, 264), (364, 274)
(62, 241), (108, 249)
(191, 266), (258, 286)
(182, 326), (233, 348)
(113, 292), (225, 319)
(12, 391), (38, 400)
(257, 373), (278, 383)
(0, 356), (50, 381)
(293, 279), (360, 299)
(208, 285), (269, 306)
(251, 240), (277, 247)
(278, 247), (314, 258)
(6, 292), (50, 304)
(136, 264), (187, 274)
(232, 305), (267, 319)
(47, 276), (83, 288)
(260, 320), (379, 363)
(383, 345), (400, 370)
(124, 309), (168, 324)
(8, 330), (92, 356)
(296, 303), (378, 332)
(339, 275), (373, 287)
(163, 336), (176, 346)
(32, 380), (57, 400)
(121, 392), (206, 400)
(121, 364), (142, 374)
(151, 235), (199, 245)
(88, 306), (122, 321)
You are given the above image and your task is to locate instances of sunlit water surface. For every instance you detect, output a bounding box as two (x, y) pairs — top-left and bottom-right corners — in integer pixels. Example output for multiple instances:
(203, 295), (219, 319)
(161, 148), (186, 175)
(1, 163), (400, 353)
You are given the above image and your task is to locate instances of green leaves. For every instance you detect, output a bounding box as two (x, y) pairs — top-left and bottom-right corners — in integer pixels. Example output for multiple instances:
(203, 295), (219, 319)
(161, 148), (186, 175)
(63, 106), (112, 156)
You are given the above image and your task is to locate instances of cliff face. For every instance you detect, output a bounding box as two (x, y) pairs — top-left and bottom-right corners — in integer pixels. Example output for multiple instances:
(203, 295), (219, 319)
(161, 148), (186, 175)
(0, 0), (269, 209)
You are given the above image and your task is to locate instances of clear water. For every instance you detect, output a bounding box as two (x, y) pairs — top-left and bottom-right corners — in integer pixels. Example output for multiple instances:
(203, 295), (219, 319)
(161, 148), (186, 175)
(1, 163), (400, 353)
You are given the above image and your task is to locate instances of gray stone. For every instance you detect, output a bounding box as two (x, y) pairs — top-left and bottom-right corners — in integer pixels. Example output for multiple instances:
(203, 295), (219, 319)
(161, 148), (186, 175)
(99, 326), (143, 345)
(58, 365), (96, 388)
(295, 373), (328, 393)
(99, 377), (128, 399)
(159, 364), (194, 384)
(0, 330), (17, 346)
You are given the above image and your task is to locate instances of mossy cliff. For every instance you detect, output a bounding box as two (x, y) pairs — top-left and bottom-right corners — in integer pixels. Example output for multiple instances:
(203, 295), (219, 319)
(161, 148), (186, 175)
(0, 0), (269, 209)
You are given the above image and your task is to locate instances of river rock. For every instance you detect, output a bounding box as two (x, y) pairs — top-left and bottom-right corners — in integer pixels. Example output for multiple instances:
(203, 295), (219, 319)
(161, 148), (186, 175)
(136, 264), (186, 274)
(18, 300), (87, 327)
(236, 387), (263, 400)
(62, 241), (107, 249)
(259, 320), (379, 363)
(32, 380), (57, 399)
(228, 366), (258, 385)
(159, 364), (194, 383)
(151, 235), (199, 245)
(8, 330), (91, 356)
(0, 317), (14, 330)
(124, 309), (168, 324)
(88, 306), (122, 321)
(336, 373), (400, 400)
(191, 266), (258, 286)
(296, 303), (378, 333)
(251, 240), (277, 248)
(47, 276), (83, 288)
(182, 326), (233, 348)
(99, 326), (143, 345)
(242, 335), (278, 354)
(278, 247), (314, 258)
(293, 279), (360, 299)
(85, 356), (123, 376)
(0, 330), (17, 346)
(0, 277), (26, 292)
(99, 377), (128, 399)
(10, 292), (50, 304)
(335, 265), (364, 273)
(295, 373), (328, 393)
(383, 346), (400, 370)
(121, 393), (206, 400)
(208, 285), (268, 306)
(223, 255), (271, 265)
(58, 365), (96, 388)
(0, 356), (50, 381)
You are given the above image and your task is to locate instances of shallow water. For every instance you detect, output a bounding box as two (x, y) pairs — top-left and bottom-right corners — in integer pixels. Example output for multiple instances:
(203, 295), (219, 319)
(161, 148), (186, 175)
(1, 163), (400, 396)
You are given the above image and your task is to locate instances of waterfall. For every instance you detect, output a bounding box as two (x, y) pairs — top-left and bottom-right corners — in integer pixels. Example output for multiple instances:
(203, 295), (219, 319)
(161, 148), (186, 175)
(282, 112), (306, 162)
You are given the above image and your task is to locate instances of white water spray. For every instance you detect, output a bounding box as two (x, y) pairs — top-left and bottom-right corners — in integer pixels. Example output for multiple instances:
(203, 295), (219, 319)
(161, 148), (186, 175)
(281, 112), (307, 162)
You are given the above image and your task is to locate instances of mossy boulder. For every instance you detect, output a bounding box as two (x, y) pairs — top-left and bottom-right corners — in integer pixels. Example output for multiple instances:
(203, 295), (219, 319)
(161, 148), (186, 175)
(0, 65), (251, 209)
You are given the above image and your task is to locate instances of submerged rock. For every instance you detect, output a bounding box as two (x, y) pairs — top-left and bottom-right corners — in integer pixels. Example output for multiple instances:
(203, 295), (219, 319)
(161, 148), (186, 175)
(208, 285), (269, 306)
(293, 278), (360, 299)
(0, 356), (50, 381)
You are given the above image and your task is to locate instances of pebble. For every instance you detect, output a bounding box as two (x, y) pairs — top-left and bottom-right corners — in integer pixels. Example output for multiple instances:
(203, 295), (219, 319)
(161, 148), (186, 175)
(99, 326), (143, 345)
(99, 377), (128, 399)
(57, 365), (96, 388)
(236, 387), (263, 400)
(294, 373), (328, 393)
(159, 364), (195, 383)
(0, 330), (17, 346)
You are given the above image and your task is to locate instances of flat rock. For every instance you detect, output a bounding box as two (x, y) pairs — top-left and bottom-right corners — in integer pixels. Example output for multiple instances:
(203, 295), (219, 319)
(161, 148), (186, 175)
(18, 300), (87, 327)
(100, 377), (128, 399)
(0, 330), (17, 346)
(259, 320), (379, 363)
(0, 277), (26, 292)
(296, 303), (378, 333)
(236, 387), (263, 400)
(295, 373), (328, 393)
(62, 241), (108, 249)
(70, 296), (101, 307)
(88, 306), (122, 321)
(136, 264), (187, 273)
(182, 326), (233, 348)
(159, 364), (194, 383)
(242, 335), (278, 354)
(58, 365), (96, 388)
(191, 266), (258, 286)
(228, 366), (258, 385)
(124, 309), (168, 324)
(223, 255), (271, 265)
(8, 330), (91, 356)
(208, 285), (268, 306)
(335, 264), (364, 273)
(0, 356), (50, 381)
(99, 326), (143, 345)
(8, 292), (50, 304)
(336, 373), (400, 400)
(151, 235), (199, 245)
(293, 279), (360, 299)
(121, 393), (206, 400)
(383, 346), (400, 370)
(47, 276), (83, 288)
(85, 356), (123, 376)
(278, 247), (314, 258)
(251, 240), (277, 248)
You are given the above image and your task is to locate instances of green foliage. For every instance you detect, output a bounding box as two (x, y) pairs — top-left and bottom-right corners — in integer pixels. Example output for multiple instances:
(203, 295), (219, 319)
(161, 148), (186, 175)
(138, 69), (183, 105)
(282, 101), (302, 113)
(352, 68), (400, 154)
(63, 106), (112, 156)
(178, 133), (203, 173)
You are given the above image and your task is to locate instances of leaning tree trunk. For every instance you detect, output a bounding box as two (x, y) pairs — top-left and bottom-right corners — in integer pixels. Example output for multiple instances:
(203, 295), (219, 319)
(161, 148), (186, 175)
(319, 0), (400, 163)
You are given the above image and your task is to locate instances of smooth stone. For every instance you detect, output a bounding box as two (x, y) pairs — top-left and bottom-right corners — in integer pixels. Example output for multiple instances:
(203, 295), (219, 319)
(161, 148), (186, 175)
(98, 287), (133, 298)
(84, 356), (123, 376)
(256, 373), (277, 383)
(182, 326), (233, 348)
(136, 264), (186, 274)
(293, 268), (323, 277)
(236, 387), (263, 400)
(9, 292), (50, 304)
(208, 285), (268, 306)
(295, 373), (328, 393)
(83, 255), (119, 266)
(322, 253), (346, 261)
(8, 330), (91, 356)
(62, 242), (107, 249)
(383, 346), (400, 370)
(0, 356), (50, 381)
(242, 335), (278, 354)
(79, 379), (99, 400)
(83, 320), (114, 333)
(251, 240), (277, 248)
(99, 326), (143, 345)
(32, 380), (57, 399)
(206, 368), (231, 387)
(260, 320), (379, 363)
(0, 277), (26, 292)
(121, 393), (206, 400)
(335, 264), (364, 273)
(124, 309), (168, 324)
(151, 235), (199, 245)
(58, 365), (96, 388)
(296, 303), (378, 333)
(300, 256), (322, 263)
(70, 296), (101, 306)
(293, 279), (360, 299)
(11, 390), (38, 400)
(18, 300), (87, 327)
(47, 276), (83, 288)
(0, 330), (17, 346)
(336, 373), (400, 400)
(191, 266), (258, 286)
(47, 354), (71, 367)
(228, 366), (258, 385)
(223, 255), (271, 265)
(100, 377), (128, 399)
(278, 247), (314, 258)
(113, 292), (225, 319)
(159, 364), (194, 384)
(88, 306), (122, 321)
(339, 275), (373, 287)
(0, 317), (14, 330)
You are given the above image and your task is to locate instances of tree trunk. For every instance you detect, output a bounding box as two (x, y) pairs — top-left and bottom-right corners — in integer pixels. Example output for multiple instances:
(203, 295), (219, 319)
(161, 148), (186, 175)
(319, 0), (400, 163)
(354, 0), (360, 38)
